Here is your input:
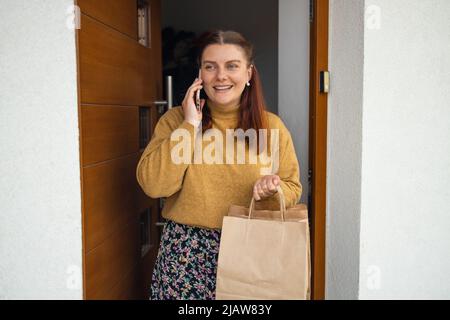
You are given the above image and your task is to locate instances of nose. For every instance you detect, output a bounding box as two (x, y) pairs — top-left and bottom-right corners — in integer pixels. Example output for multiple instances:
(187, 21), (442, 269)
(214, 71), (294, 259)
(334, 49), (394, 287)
(216, 66), (228, 81)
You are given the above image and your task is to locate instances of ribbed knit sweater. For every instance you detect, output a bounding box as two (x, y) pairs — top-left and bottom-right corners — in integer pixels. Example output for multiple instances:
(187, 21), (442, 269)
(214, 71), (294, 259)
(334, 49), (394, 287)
(136, 103), (302, 229)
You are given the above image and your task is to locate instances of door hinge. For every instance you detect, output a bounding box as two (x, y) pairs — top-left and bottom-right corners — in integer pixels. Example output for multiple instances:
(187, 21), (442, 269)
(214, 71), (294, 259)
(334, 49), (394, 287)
(319, 71), (330, 93)
(309, 0), (314, 22)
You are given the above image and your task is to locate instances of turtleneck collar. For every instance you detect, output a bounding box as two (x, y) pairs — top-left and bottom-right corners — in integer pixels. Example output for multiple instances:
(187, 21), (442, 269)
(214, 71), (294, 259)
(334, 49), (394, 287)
(207, 99), (240, 120)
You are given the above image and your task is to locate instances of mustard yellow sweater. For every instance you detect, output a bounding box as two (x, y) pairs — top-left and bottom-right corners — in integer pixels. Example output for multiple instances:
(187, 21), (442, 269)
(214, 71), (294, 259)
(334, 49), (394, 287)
(136, 104), (302, 229)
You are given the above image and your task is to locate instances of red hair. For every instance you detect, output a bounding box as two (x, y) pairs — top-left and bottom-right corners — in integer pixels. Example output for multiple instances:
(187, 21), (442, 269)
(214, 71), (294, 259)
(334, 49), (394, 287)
(193, 30), (270, 154)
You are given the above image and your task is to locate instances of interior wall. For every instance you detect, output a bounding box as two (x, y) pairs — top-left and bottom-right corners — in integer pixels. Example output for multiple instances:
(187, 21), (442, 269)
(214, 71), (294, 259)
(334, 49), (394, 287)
(278, 0), (310, 204)
(161, 0), (278, 114)
(0, 0), (82, 299)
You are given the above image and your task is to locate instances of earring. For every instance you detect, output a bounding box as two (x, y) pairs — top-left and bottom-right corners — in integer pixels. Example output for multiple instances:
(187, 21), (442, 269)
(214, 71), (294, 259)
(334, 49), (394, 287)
(246, 81), (251, 87)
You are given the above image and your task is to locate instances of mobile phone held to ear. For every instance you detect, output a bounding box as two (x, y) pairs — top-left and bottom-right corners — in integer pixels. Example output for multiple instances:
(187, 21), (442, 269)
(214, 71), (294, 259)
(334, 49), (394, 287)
(195, 69), (201, 111)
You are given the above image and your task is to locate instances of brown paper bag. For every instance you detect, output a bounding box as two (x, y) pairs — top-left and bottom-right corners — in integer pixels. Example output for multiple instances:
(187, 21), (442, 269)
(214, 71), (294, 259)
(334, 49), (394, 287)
(215, 186), (311, 300)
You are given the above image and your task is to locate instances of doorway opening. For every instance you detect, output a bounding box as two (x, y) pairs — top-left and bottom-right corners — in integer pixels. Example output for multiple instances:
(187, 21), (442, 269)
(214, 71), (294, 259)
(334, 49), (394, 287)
(159, 0), (328, 300)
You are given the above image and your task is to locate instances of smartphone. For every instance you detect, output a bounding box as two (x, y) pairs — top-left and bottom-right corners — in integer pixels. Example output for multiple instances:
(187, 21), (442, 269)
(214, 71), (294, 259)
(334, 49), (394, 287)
(195, 69), (201, 111)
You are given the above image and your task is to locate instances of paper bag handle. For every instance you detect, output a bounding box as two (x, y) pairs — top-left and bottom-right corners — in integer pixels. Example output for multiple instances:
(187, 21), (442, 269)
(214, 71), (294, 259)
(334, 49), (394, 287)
(248, 185), (286, 221)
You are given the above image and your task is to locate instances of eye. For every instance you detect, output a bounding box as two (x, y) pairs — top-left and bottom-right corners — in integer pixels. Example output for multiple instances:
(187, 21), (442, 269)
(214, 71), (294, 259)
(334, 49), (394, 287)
(204, 65), (215, 70)
(227, 64), (238, 69)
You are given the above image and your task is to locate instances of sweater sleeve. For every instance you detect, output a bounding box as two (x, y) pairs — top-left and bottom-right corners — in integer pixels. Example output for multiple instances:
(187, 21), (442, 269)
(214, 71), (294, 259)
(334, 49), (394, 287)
(136, 110), (198, 198)
(256, 118), (302, 210)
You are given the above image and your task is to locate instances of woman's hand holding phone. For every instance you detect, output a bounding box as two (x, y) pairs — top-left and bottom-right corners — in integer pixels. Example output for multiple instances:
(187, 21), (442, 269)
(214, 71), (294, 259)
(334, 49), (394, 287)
(182, 76), (205, 128)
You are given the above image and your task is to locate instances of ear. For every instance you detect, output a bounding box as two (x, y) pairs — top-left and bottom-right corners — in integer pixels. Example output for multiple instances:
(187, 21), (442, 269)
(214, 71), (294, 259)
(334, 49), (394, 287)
(247, 64), (253, 82)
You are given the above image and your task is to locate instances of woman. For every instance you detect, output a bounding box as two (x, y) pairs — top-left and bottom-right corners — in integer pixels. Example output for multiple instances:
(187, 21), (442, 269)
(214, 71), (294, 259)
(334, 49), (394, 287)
(136, 30), (302, 300)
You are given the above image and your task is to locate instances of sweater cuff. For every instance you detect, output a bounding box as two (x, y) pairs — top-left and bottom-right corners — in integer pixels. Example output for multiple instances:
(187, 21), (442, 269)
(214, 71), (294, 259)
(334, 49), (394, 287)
(180, 120), (200, 133)
(176, 120), (200, 163)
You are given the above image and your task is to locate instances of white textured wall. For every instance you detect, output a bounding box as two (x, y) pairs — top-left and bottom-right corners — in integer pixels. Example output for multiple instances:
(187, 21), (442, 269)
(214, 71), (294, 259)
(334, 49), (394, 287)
(278, 0), (310, 204)
(0, 0), (82, 299)
(326, 0), (365, 299)
(161, 0), (278, 114)
(359, 0), (450, 299)
(327, 0), (450, 299)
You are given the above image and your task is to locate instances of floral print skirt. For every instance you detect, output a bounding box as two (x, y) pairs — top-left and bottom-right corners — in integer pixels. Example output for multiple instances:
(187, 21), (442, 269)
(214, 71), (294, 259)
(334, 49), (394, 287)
(150, 219), (222, 300)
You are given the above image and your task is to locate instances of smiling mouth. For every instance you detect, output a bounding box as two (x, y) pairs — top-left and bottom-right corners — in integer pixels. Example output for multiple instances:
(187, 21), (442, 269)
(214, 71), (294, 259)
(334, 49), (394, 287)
(213, 85), (233, 92)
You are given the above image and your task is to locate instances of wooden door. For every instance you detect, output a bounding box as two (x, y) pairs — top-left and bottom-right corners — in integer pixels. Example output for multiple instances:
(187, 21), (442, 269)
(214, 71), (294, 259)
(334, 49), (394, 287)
(75, 0), (163, 299)
(309, 0), (329, 300)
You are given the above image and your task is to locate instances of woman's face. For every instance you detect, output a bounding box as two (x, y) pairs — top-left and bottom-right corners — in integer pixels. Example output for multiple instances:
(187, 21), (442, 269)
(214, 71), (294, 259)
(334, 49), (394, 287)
(200, 44), (252, 108)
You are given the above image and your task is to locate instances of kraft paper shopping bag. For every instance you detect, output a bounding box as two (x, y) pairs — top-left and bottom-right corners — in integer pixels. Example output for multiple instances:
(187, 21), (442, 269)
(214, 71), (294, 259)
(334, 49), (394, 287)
(216, 186), (311, 300)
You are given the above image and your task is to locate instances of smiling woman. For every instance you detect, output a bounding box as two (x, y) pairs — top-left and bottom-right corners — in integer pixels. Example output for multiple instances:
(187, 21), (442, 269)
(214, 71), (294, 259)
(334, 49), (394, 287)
(136, 30), (302, 300)
(200, 48), (252, 108)
(192, 31), (269, 148)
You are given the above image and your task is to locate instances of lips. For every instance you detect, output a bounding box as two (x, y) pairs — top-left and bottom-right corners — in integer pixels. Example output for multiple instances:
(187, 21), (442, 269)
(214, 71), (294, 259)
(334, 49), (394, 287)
(213, 85), (233, 92)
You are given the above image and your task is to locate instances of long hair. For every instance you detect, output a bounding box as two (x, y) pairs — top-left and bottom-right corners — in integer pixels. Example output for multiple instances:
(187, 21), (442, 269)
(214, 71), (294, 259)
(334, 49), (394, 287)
(193, 30), (270, 154)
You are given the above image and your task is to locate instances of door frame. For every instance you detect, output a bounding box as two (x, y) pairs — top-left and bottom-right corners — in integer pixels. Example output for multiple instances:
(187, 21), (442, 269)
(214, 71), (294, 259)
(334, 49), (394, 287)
(309, 0), (328, 300)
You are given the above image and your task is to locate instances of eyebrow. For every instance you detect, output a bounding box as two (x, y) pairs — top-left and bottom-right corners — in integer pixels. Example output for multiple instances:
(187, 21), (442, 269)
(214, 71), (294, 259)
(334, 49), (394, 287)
(202, 60), (242, 64)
